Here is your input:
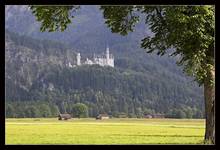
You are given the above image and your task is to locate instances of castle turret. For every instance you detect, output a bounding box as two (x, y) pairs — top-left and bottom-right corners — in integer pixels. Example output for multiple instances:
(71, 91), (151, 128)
(77, 53), (81, 66)
(106, 46), (109, 60)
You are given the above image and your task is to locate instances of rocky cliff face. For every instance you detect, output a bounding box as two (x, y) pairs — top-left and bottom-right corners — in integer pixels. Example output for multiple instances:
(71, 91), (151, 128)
(5, 30), (77, 95)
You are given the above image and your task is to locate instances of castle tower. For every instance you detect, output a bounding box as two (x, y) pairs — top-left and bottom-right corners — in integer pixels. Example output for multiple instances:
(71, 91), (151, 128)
(77, 53), (81, 66)
(106, 46), (110, 60)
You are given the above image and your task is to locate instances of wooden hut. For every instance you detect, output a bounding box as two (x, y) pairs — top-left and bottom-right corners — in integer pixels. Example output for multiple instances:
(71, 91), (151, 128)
(144, 114), (153, 118)
(152, 114), (165, 118)
(58, 113), (72, 120)
(144, 114), (165, 119)
(96, 114), (109, 120)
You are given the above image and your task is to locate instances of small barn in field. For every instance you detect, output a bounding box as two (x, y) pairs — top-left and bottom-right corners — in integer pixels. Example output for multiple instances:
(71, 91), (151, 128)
(96, 114), (109, 120)
(144, 114), (153, 118)
(58, 113), (72, 120)
(144, 114), (165, 119)
(152, 114), (165, 118)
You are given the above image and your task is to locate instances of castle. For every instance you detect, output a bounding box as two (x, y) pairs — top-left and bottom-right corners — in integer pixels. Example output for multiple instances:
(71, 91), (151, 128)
(74, 46), (114, 67)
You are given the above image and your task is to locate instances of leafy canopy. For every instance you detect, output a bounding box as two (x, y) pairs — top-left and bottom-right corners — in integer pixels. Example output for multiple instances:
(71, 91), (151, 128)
(30, 6), (79, 32)
(100, 6), (214, 85)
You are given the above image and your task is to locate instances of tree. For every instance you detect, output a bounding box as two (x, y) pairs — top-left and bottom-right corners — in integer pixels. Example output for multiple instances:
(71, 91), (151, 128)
(16, 104), (26, 118)
(71, 103), (88, 118)
(175, 109), (186, 119)
(165, 109), (174, 118)
(38, 103), (52, 117)
(101, 6), (215, 144)
(143, 108), (155, 115)
(136, 107), (143, 118)
(183, 106), (193, 118)
(50, 104), (60, 116)
(6, 104), (15, 118)
(30, 5), (215, 144)
(24, 106), (40, 118)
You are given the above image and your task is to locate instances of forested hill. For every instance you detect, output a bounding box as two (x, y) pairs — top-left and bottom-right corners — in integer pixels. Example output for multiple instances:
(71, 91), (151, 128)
(5, 5), (204, 118)
(6, 30), (204, 118)
(5, 30), (77, 101)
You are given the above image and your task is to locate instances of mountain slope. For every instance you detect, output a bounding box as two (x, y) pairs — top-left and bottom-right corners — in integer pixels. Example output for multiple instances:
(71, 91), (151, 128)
(5, 30), (204, 118)
(5, 5), (204, 118)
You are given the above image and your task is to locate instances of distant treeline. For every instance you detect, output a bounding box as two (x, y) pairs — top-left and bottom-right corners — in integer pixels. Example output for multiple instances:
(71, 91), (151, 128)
(6, 100), (203, 119)
(6, 66), (204, 119)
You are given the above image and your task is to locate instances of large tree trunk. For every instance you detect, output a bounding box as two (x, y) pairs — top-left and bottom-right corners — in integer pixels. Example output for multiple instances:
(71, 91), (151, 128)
(204, 66), (215, 144)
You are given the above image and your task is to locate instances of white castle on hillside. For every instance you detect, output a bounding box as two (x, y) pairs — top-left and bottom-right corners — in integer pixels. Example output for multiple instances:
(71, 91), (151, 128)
(75, 46), (114, 67)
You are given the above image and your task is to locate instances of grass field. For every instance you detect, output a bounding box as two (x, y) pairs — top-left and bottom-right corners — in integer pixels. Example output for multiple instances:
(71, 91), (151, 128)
(6, 118), (205, 144)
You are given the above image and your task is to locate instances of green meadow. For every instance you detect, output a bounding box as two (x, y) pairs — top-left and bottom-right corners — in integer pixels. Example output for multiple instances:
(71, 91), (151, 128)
(6, 118), (205, 144)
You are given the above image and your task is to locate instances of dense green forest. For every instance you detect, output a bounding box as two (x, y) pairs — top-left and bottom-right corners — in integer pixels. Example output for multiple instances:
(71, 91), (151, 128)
(5, 30), (204, 119)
